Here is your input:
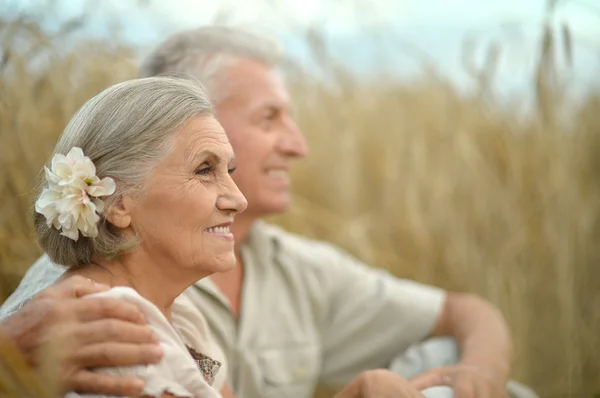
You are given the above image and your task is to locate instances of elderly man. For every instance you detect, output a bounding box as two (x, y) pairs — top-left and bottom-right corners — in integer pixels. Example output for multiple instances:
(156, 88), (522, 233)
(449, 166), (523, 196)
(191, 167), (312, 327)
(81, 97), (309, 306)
(1, 26), (536, 398)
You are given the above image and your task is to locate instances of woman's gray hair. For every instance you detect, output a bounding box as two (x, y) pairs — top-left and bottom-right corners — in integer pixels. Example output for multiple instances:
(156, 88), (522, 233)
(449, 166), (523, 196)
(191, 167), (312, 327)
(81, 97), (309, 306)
(138, 26), (283, 104)
(33, 76), (213, 268)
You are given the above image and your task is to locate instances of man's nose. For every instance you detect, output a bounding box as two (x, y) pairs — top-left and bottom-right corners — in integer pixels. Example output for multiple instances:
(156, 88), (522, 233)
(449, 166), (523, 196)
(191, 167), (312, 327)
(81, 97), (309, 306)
(277, 120), (308, 158)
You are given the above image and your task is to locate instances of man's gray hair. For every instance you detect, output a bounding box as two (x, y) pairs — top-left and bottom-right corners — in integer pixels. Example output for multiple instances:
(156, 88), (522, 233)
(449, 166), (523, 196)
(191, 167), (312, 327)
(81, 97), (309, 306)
(139, 26), (283, 104)
(33, 76), (213, 267)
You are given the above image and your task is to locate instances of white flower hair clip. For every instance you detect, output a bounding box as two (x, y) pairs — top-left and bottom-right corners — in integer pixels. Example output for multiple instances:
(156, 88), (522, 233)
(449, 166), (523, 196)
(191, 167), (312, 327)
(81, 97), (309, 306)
(35, 147), (116, 241)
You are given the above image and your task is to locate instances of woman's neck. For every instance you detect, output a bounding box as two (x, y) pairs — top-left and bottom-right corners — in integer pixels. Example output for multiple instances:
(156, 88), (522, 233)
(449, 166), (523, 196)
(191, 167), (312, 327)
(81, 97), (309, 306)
(67, 250), (203, 321)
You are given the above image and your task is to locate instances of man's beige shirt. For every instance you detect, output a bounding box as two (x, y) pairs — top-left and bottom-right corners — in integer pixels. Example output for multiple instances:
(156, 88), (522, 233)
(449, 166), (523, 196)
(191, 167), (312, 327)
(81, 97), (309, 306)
(180, 221), (446, 398)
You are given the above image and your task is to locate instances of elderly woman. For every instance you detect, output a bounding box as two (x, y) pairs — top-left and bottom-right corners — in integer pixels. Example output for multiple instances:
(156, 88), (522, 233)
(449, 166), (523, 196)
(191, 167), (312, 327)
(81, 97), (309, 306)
(32, 76), (247, 398)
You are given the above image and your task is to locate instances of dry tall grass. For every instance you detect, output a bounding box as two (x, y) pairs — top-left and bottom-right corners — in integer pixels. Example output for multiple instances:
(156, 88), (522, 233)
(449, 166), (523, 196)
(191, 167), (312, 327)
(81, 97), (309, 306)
(1, 7), (600, 398)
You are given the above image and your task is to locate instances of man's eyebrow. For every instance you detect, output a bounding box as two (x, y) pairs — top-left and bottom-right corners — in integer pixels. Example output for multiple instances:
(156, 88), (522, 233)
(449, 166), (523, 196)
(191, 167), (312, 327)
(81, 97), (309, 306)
(252, 101), (289, 112)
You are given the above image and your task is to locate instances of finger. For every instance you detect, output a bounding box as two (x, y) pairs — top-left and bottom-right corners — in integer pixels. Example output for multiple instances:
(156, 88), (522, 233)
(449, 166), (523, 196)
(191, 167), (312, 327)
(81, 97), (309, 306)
(37, 276), (110, 300)
(74, 342), (163, 368)
(71, 280), (111, 298)
(71, 297), (146, 324)
(453, 378), (478, 398)
(74, 320), (159, 345)
(409, 369), (449, 390)
(69, 370), (145, 396)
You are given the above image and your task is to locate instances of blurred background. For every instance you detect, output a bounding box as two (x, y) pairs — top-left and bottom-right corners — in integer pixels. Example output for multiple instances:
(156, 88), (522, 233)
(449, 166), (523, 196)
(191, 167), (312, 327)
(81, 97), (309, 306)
(1, 0), (600, 397)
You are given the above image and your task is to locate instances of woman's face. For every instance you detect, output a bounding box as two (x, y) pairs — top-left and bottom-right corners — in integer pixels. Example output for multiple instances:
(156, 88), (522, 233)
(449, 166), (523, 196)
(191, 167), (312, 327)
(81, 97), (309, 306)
(126, 115), (247, 278)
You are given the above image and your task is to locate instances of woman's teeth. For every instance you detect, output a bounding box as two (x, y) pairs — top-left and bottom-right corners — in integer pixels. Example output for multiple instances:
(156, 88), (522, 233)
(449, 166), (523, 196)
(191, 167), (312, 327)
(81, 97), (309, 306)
(205, 226), (230, 233)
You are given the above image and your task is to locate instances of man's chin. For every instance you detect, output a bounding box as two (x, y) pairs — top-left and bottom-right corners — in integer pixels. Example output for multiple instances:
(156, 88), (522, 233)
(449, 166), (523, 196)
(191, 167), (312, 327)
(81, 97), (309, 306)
(261, 195), (292, 215)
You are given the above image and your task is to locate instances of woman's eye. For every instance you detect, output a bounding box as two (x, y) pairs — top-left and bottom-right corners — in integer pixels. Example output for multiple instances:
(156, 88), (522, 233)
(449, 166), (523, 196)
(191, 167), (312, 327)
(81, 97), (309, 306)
(195, 165), (213, 176)
(228, 167), (236, 175)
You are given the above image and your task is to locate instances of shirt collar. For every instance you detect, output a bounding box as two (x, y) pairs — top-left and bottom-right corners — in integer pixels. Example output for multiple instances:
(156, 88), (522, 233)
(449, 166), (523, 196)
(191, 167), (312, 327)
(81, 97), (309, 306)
(193, 220), (280, 296)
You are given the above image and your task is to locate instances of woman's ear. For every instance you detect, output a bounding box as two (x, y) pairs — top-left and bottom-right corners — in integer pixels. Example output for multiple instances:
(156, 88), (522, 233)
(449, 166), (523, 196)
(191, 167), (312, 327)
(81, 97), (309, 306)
(105, 195), (134, 229)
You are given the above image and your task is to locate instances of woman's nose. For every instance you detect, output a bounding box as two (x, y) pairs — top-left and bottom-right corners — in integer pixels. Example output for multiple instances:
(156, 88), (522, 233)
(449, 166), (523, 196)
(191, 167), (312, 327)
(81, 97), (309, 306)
(217, 176), (248, 214)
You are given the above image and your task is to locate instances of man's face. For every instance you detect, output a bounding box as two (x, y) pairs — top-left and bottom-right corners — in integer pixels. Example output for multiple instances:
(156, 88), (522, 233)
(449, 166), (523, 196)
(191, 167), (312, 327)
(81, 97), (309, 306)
(214, 59), (308, 218)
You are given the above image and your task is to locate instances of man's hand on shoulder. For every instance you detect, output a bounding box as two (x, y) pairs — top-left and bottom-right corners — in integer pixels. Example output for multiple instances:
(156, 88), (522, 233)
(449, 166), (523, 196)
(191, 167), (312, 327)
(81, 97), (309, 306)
(0, 275), (163, 396)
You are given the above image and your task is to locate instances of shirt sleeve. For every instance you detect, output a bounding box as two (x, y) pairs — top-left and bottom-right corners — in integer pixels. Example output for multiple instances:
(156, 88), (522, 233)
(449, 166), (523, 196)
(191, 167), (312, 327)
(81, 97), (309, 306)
(68, 287), (222, 398)
(0, 255), (64, 320)
(306, 242), (447, 386)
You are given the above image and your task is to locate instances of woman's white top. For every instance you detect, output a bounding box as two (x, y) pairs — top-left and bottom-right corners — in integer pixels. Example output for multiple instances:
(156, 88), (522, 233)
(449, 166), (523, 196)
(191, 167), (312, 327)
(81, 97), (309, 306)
(66, 286), (225, 398)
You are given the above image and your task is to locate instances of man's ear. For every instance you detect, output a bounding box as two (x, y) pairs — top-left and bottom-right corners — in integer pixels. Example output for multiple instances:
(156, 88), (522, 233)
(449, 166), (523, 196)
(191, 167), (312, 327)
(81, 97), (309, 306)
(105, 195), (134, 229)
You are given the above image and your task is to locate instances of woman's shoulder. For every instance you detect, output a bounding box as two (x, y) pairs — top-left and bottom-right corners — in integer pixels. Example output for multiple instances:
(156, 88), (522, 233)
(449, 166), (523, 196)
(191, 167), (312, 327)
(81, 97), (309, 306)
(79, 286), (222, 398)
(85, 285), (143, 301)
(86, 286), (187, 349)
(86, 286), (166, 320)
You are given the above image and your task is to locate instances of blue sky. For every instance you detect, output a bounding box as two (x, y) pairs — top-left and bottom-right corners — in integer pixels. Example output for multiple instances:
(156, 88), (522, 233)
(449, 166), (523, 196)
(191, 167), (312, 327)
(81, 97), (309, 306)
(5, 0), (600, 98)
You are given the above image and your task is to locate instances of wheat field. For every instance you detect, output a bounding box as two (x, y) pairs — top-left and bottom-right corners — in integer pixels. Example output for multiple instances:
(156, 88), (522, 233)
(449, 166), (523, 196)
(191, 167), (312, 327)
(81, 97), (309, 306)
(1, 5), (600, 398)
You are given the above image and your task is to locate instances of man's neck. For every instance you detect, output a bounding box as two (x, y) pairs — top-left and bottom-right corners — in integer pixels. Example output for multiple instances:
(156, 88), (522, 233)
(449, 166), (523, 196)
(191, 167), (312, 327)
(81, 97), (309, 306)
(209, 252), (245, 318)
(231, 213), (258, 252)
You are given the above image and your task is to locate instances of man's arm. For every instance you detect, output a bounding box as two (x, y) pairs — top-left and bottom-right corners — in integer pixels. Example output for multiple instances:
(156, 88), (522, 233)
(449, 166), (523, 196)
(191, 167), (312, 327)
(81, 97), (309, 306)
(0, 276), (163, 396)
(334, 370), (425, 398)
(289, 237), (447, 386)
(280, 230), (511, 397)
(410, 292), (512, 397)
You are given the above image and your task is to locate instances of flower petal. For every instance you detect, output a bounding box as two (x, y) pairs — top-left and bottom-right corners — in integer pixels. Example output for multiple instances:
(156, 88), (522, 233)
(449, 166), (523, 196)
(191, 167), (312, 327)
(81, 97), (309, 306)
(72, 156), (96, 181)
(51, 153), (67, 172)
(51, 217), (62, 230)
(81, 223), (99, 238)
(60, 223), (79, 241)
(44, 166), (60, 186)
(35, 188), (61, 211)
(58, 211), (73, 229)
(66, 147), (85, 164)
(39, 147), (108, 242)
(36, 190), (58, 224)
(77, 204), (100, 238)
(93, 198), (106, 214)
(87, 177), (116, 197)
(39, 207), (58, 227)
(57, 193), (80, 214)
(52, 155), (72, 181)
